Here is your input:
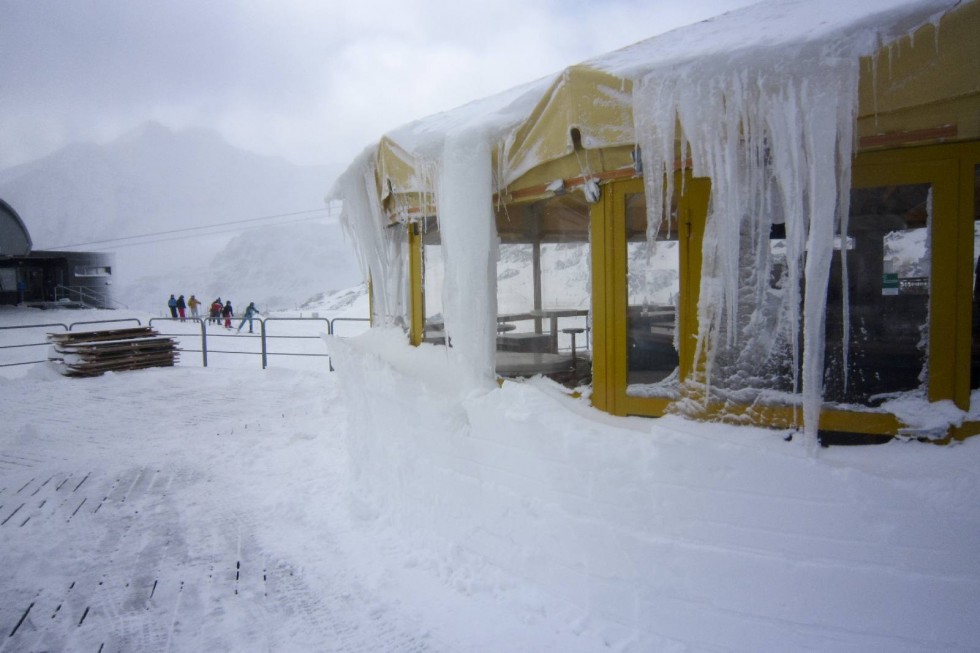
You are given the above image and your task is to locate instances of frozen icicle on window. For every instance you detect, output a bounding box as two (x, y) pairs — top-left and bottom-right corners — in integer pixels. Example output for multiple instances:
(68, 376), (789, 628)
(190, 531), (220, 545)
(633, 40), (860, 443)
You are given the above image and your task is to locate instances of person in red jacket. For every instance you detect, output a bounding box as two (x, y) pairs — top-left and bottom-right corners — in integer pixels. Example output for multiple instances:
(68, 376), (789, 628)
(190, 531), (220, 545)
(209, 298), (222, 325)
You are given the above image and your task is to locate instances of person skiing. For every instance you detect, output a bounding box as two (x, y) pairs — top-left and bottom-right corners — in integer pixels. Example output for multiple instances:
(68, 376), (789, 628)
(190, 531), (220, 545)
(236, 302), (261, 334)
(176, 294), (187, 321)
(222, 300), (234, 329)
(167, 294), (178, 318)
(187, 295), (201, 318)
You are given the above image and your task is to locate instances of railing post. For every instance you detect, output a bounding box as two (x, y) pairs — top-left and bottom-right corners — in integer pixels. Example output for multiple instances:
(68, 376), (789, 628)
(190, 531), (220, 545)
(260, 319), (267, 369)
(199, 317), (208, 367)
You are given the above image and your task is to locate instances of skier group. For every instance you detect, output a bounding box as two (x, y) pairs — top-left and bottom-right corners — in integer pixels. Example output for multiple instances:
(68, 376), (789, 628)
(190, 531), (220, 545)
(166, 294), (261, 333)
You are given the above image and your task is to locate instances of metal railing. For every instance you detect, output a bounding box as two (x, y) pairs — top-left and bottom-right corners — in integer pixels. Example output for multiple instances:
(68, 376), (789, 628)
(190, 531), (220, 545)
(0, 319), (144, 368)
(54, 285), (117, 308)
(0, 316), (369, 370)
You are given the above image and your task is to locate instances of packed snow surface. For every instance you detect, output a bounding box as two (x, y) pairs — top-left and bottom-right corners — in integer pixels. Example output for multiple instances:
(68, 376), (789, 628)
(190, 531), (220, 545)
(5, 306), (976, 651)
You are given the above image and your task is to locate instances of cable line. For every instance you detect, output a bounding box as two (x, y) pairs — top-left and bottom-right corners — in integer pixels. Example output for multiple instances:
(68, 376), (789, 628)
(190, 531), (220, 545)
(46, 206), (338, 250)
(94, 214), (337, 250)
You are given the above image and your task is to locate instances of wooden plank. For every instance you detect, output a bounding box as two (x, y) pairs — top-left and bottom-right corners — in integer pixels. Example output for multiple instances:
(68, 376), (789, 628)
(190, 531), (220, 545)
(47, 327), (178, 377)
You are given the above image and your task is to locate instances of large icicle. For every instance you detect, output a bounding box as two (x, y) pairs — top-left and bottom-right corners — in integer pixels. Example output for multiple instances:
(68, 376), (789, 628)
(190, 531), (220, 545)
(331, 146), (409, 328)
(633, 41), (860, 445)
(437, 126), (499, 388)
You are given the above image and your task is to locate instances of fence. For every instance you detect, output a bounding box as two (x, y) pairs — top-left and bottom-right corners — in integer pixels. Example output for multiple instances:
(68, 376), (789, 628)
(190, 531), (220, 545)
(0, 317), (369, 370)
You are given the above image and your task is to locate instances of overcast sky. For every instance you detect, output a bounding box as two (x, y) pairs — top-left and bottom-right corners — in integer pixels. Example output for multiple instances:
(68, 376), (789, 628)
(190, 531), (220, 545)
(1, 0), (758, 171)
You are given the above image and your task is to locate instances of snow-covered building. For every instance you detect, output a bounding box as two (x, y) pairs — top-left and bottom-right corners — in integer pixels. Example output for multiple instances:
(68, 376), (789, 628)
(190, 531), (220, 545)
(331, 0), (980, 444)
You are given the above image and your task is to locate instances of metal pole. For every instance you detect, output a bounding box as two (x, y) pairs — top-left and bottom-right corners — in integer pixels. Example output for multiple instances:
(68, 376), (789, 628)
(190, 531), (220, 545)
(260, 319), (267, 369)
(200, 317), (208, 367)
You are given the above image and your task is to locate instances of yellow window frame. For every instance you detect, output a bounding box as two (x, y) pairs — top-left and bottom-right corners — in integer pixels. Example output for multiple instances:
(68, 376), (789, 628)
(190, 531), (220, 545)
(591, 142), (980, 440)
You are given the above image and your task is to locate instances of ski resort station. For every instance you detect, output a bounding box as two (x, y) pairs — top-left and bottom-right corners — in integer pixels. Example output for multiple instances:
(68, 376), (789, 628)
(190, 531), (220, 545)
(0, 198), (115, 309)
(332, 0), (979, 444)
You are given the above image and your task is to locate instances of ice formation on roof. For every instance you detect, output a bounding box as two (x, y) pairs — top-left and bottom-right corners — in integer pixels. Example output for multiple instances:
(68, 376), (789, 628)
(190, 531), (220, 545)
(623, 0), (956, 441)
(330, 0), (961, 435)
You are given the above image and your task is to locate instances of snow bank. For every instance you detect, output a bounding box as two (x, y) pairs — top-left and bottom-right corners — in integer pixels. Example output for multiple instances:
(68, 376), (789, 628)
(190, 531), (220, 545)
(326, 331), (980, 650)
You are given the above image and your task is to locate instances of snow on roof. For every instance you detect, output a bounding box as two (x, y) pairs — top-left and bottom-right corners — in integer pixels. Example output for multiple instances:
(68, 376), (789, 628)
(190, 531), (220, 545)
(349, 0), (958, 171)
(592, 0), (954, 77)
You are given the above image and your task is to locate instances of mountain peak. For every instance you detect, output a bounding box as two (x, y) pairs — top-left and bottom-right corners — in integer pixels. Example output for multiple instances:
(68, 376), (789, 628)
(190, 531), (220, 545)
(119, 120), (174, 144)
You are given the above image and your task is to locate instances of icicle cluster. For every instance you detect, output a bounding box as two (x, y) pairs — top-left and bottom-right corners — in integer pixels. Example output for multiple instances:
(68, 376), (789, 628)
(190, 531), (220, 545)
(333, 146), (410, 328)
(634, 43), (859, 443)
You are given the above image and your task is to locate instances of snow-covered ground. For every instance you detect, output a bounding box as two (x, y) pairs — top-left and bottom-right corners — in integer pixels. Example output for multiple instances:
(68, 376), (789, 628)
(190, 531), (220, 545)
(2, 304), (979, 651)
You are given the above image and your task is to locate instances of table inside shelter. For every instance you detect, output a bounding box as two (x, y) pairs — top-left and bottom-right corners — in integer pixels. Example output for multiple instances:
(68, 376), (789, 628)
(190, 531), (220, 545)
(529, 308), (589, 353)
(495, 351), (574, 377)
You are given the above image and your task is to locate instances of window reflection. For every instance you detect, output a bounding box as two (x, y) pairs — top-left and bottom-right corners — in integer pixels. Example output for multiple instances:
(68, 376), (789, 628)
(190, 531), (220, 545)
(626, 192), (681, 395)
(494, 194), (591, 384)
(824, 184), (931, 404)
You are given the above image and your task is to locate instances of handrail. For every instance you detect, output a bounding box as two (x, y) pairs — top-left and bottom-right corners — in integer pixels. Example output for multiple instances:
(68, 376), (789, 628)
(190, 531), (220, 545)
(262, 317), (331, 369)
(54, 284), (130, 310)
(149, 317), (208, 367)
(0, 323), (69, 332)
(2, 315), (369, 371)
(68, 318), (142, 331)
(0, 323), (69, 368)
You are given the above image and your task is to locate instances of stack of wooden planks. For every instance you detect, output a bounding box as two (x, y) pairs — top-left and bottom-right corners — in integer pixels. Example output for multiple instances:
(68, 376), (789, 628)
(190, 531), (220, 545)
(48, 327), (178, 377)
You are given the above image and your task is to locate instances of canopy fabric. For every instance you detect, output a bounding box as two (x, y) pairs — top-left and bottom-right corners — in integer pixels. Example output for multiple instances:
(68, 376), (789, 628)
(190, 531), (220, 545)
(502, 65), (635, 189)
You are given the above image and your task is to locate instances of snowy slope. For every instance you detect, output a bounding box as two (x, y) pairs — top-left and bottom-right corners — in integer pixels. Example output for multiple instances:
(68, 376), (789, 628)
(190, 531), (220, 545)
(122, 221), (363, 313)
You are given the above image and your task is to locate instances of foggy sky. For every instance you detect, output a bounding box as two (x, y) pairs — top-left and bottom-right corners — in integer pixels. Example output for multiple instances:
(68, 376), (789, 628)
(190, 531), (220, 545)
(1, 0), (757, 171)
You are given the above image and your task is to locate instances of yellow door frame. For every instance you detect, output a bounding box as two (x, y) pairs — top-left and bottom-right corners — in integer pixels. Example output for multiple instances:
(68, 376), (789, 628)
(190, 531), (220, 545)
(591, 172), (707, 417)
(408, 222), (425, 346)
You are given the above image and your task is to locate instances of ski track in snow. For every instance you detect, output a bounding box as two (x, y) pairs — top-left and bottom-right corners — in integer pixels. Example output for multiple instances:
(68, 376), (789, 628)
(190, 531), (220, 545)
(0, 367), (442, 653)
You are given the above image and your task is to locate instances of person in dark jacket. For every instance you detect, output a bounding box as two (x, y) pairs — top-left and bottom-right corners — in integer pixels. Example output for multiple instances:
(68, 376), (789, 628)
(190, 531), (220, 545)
(222, 300), (234, 329)
(176, 294), (187, 321)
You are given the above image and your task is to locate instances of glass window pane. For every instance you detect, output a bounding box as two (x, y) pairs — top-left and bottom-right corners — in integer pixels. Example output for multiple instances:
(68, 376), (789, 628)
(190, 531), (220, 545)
(972, 165), (980, 389)
(495, 195), (591, 384)
(421, 216), (446, 344)
(626, 191), (681, 395)
(824, 183), (931, 404)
